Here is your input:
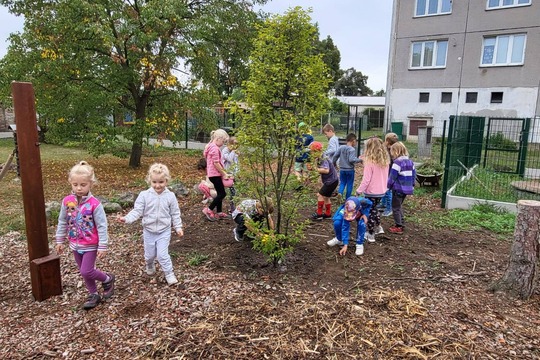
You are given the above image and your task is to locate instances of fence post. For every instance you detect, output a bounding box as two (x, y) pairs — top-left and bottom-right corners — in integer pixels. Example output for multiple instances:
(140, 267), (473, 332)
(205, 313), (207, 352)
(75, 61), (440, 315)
(441, 116), (455, 208)
(440, 120), (446, 164)
(11, 81), (62, 301)
(184, 111), (188, 150)
(517, 118), (531, 177)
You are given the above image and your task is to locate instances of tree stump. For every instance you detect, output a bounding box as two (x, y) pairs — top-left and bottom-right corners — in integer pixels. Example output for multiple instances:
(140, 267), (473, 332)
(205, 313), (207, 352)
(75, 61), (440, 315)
(490, 200), (540, 299)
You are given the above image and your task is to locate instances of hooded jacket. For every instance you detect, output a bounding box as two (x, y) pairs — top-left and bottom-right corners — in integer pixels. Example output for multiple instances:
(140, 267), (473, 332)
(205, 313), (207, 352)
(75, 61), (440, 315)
(123, 187), (183, 234)
(55, 192), (109, 252)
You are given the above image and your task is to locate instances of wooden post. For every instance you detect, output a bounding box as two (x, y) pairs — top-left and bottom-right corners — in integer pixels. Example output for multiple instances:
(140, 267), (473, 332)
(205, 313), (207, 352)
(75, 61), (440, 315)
(490, 200), (540, 299)
(11, 82), (62, 301)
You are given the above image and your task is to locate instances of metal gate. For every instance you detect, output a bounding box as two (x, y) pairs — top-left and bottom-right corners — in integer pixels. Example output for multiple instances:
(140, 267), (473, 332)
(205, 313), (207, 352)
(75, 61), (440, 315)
(441, 115), (485, 207)
(483, 117), (530, 176)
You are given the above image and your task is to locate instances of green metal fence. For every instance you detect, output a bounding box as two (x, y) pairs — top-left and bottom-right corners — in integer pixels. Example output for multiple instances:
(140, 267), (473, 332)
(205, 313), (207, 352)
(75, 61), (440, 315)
(441, 115), (540, 207)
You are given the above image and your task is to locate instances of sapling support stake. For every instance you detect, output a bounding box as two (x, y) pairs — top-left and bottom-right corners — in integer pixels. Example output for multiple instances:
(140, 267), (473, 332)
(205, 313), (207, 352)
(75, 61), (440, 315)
(456, 160), (496, 197)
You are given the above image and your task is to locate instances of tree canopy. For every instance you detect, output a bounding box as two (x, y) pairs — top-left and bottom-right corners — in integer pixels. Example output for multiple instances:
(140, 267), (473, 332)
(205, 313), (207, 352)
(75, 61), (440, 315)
(0, 0), (265, 167)
(314, 35), (341, 88)
(334, 67), (373, 96)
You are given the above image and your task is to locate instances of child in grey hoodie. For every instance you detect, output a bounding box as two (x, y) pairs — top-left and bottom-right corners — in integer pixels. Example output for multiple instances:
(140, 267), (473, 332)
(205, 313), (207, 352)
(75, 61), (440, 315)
(332, 133), (362, 199)
(118, 163), (183, 285)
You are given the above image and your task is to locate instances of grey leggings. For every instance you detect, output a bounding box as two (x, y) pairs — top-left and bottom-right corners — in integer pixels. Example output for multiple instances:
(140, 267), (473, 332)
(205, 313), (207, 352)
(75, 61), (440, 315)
(391, 191), (407, 227)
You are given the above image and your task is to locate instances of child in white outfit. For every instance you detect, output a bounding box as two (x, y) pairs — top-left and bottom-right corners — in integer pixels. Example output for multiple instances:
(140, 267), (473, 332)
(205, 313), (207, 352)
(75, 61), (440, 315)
(222, 136), (239, 212)
(118, 163), (184, 285)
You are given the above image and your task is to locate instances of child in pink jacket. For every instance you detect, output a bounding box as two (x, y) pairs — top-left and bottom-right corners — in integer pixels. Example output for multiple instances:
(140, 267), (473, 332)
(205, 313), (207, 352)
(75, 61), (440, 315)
(356, 137), (390, 243)
(202, 129), (231, 221)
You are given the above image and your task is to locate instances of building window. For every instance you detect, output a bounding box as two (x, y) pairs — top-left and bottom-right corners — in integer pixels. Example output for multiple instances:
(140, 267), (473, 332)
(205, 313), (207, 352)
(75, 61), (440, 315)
(466, 92), (478, 103)
(411, 40), (448, 68)
(415, 0), (452, 16)
(419, 92), (430, 103)
(481, 34), (526, 66)
(487, 0), (531, 9)
(441, 92), (452, 103)
(491, 92), (503, 103)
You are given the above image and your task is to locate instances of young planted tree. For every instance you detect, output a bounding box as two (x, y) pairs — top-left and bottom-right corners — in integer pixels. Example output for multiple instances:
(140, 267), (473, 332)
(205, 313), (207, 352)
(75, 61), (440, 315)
(0, 0), (265, 167)
(232, 7), (330, 264)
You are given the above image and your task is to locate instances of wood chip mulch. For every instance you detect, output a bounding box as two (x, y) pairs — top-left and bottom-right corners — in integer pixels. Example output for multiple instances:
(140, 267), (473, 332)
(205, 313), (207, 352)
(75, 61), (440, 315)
(1, 219), (539, 359)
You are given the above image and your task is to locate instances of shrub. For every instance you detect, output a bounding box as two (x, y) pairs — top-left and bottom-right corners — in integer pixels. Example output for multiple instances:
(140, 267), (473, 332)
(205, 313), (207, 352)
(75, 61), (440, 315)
(487, 132), (517, 151)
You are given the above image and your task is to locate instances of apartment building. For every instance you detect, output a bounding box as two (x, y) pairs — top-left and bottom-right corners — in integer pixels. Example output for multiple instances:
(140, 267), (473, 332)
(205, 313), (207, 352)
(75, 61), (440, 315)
(385, 0), (540, 139)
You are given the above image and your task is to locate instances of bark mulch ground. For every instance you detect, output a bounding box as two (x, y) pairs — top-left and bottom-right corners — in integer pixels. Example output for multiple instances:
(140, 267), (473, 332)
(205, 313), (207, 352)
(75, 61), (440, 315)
(1, 191), (539, 359)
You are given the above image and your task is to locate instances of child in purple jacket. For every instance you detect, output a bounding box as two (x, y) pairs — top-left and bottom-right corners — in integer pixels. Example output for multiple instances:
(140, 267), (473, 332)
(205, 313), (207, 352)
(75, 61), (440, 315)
(387, 142), (416, 234)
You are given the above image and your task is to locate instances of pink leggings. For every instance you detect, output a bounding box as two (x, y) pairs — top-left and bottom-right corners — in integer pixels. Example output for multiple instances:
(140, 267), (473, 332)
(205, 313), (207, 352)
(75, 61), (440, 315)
(72, 250), (108, 294)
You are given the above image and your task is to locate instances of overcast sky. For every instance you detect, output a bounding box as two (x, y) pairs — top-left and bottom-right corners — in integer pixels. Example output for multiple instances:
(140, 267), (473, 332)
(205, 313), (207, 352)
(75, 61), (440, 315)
(0, 0), (393, 91)
(260, 0), (393, 91)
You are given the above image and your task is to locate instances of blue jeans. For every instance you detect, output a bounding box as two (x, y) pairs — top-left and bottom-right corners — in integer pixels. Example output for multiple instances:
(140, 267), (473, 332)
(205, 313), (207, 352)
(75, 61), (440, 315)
(332, 205), (366, 246)
(381, 190), (392, 212)
(338, 169), (355, 199)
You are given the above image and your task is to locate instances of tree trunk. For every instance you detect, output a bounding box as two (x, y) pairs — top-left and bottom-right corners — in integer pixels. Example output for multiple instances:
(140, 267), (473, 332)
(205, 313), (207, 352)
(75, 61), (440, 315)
(490, 200), (540, 299)
(128, 97), (147, 168)
(129, 142), (143, 168)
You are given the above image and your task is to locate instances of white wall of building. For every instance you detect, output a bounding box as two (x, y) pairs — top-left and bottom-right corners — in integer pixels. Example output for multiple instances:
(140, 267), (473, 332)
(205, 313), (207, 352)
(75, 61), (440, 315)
(389, 86), (539, 140)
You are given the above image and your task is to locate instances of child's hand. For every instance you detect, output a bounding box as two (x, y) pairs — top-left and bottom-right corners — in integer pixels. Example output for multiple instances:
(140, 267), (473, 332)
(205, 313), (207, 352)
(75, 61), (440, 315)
(97, 250), (107, 259)
(176, 229), (184, 237)
(339, 245), (348, 256)
(55, 243), (64, 255)
(117, 215), (126, 223)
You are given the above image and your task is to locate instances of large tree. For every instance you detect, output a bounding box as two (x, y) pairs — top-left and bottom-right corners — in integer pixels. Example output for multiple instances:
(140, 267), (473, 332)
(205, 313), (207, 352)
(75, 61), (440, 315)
(334, 67), (373, 96)
(314, 34), (341, 88)
(0, 0), (265, 167)
(232, 7), (330, 264)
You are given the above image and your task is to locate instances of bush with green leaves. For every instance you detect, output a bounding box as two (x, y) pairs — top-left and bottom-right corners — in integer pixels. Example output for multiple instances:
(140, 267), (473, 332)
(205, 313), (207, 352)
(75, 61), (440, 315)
(487, 132), (517, 151)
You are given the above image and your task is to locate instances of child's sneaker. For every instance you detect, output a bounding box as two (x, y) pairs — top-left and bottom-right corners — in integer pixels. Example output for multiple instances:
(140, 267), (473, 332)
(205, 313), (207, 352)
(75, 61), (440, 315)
(202, 207), (216, 221)
(382, 210), (393, 217)
(215, 212), (231, 220)
(389, 225), (404, 234)
(165, 273), (178, 285)
(355, 244), (364, 256)
(327, 237), (344, 247)
(375, 225), (385, 234)
(102, 273), (115, 299)
(365, 232), (376, 243)
(83, 293), (101, 310)
(233, 228), (243, 242)
(311, 213), (324, 221)
(146, 263), (156, 275)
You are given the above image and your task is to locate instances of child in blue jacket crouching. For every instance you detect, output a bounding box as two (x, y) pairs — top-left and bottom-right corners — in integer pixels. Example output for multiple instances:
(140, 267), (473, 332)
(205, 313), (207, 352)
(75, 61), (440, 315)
(327, 196), (372, 256)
